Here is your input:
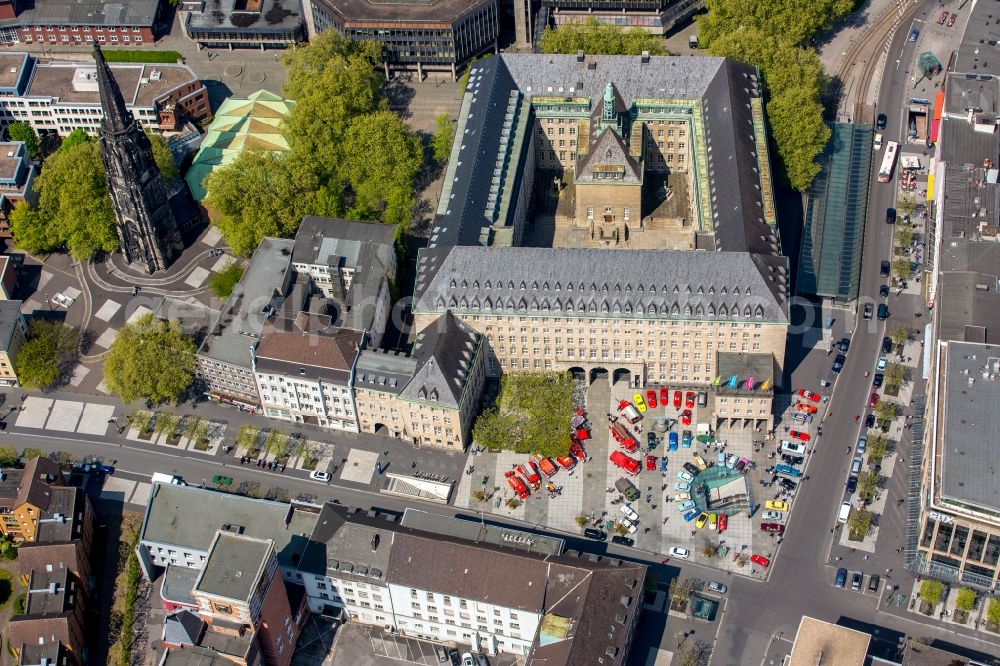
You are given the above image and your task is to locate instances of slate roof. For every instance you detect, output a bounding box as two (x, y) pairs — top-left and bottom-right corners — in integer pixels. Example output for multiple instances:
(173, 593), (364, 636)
(398, 312), (481, 408)
(15, 458), (61, 512)
(430, 53), (773, 255)
(292, 216), (396, 268)
(354, 349), (418, 396)
(298, 504), (394, 581)
(413, 246), (788, 323)
(162, 610), (205, 647)
(0, 299), (23, 352)
(576, 127), (642, 184)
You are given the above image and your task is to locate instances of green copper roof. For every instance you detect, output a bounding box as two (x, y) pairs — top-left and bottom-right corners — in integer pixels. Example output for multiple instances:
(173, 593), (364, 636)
(184, 89), (294, 201)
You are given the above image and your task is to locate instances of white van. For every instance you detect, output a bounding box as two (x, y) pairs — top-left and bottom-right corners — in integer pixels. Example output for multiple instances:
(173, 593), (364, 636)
(874, 133), (883, 150)
(151, 472), (186, 485)
(838, 501), (852, 524)
(781, 440), (806, 455)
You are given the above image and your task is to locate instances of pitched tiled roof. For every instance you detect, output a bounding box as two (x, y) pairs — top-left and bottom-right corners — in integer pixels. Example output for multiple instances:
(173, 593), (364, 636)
(576, 128), (642, 184)
(15, 458), (61, 512)
(254, 322), (362, 384)
(414, 246), (788, 323)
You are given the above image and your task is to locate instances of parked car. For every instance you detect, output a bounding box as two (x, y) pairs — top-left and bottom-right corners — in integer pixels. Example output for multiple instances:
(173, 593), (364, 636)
(646, 455), (657, 471)
(856, 435), (867, 453)
(718, 513), (727, 533)
(781, 454), (804, 466)
(668, 432), (679, 451)
(834, 567), (848, 588)
(678, 500), (696, 512)
(869, 392), (880, 408)
(880, 260), (891, 277)
(846, 475), (858, 494)
(621, 504), (639, 522)
(726, 453), (739, 469)
(436, 646), (449, 663)
(908, 28), (919, 41)
(677, 469), (694, 482)
(775, 464), (800, 478)
(674, 481), (691, 492)
(797, 388), (820, 402)
(633, 394), (647, 412)
(584, 528), (607, 540)
(682, 431), (693, 448)
(692, 455), (708, 470)
(646, 389), (657, 408)
(781, 440), (806, 455)
(680, 410), (692, 426)
(877, 304), (890, 320)
(708, 513), (718, 530)
(865, 413), (876, 428)
(673, 390), (682, 408)
(779, 477), (797, 491)
(750, 554), (770, 568)
(876, 356), (888, 371)
(863, 302), (874, 320)
(766, 500), (789, 511)
(682, 510), (699, 522)
(796, 402), (817, 414)
(937, 9), (949, 23)
(868, 574), (881, 592)
(685, 391), (696, 408)
(310, 470), (332, 482)
(668, 547), (690, 559)
(673, 492), (690, 501)
(660, 457), (669, 472)
(660, 386), (669, 404)
(682, 462), (699, 475)
(760, 522), (785, 534)
(872, 373), (884, 389)
(611, 535), (635, 547)
(832, 353), (846, 373)
(838, 337), (850, 353)
(876, 113), (887, 130)
(707, 581), (728, 594)
(886, 207), (896, 224)
(947, 12), (957, 26)
(851, 571), (863, 590)
(462, 653), (475, 666)
(695, 512), (709, 528)
(761, 510), (784, 521)
(789, 430), (810, 441)
(880, 284), (890, 297)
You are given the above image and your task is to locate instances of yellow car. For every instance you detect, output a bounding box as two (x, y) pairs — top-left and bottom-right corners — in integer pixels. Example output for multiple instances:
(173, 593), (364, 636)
(708, 513), (717, 530)
(633, 393), (647, 412)
(765, 500), (789, 511)
(692, 455), (708, 470)
(695, 512), (709, 529)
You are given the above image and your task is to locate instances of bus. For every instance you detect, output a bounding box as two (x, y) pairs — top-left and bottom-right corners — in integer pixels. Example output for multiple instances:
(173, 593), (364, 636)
(878, 140), (899, 182)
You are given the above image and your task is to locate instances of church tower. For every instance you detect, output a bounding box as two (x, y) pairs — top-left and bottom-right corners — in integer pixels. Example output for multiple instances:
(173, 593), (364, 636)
(94, 44), (183, 273)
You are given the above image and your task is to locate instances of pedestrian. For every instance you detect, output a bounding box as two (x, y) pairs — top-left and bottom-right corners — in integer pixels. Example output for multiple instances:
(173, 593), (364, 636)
(411, 461), (417, 469)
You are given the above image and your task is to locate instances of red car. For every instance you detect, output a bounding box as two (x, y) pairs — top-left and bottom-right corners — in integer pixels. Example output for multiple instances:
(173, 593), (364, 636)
(681, 410), (692, 426)
(718, 513), (727, 533)
(947, 12), (957, 26)
(789, 430), (810, 441)
(526, 460), (543, 486)
(685, 391), (696, 408)
(555, 455), (576, 471)
(750, 553), (770, 568)
(645, 455), (657, 471)
(569, 441), (587, 461)
(797, 388), (820, 402)
(869, 392), (879, 408)
(505, 470), (530, 499)
(937, 9), (948, 23)
(795, 403), (817, 414)
(659, 386), (669, 404)
(610, 450), (641, 476)
(516, 464), (540, 490)
(673, 390), (682, 409)
(646, 389), (657, 408)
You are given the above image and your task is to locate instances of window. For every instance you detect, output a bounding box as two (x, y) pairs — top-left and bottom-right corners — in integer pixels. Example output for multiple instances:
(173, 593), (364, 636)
(623, 207), (630, 221)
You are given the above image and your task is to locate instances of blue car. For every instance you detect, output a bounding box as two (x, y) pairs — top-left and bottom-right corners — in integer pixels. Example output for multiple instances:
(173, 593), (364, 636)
(682, 431), (693, 448)
(774, 464), (800, 478)
(668, 432), (679, 451)
(660, 457), (668, 472)
(717, 452), (727, 466)
(683, 510), (699, 522)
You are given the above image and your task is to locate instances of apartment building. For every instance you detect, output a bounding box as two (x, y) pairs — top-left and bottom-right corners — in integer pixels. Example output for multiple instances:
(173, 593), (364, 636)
(0, 298), (26, 387)
(0, 458), (66, 542)
(252, 316), (362, 431)
(0, 52), (209, 137)
(354, 312), (486, 450)
(0, 0), (160, 47)
(8, 568), (87, 666)
(0, 141), (35, 238)
(308, 0), (497, 79)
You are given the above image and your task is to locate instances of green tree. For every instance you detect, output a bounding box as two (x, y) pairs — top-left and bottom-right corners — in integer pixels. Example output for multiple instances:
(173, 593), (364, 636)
(0, 446), (17, 467)
(204, 152), (316, 256)
(15, 320), (80, 390)
(154, 412), (179, 436)
(58, 129), (89, 154)
(103, 313), (196, 404)
(6, 122), (39, 159)
(265, 429), (290, 457)
(846, 506), (871, 539)
(919, 579), (944, 607)
(892, 258), (912, 280)
(884, 363), (905, 392)
(955, 588), (977, 613)
(145, 130), (179, 183)
(889, 327), (912, 346)
(20, 448), (45, 461)
(432, 113), (454, 165)
(208, 260), (245, 299)
(236, 424), (261, 453)
(668, 577), (695, 607)
(896, 226), (915, 250)
(765, 85), (830, 191)
(10, 139), (117, 260)
(540, 18), (668, 56)
(472, 372), (574, 456)
(988, 597), (1000, 625)
(874, 400), (897, 422)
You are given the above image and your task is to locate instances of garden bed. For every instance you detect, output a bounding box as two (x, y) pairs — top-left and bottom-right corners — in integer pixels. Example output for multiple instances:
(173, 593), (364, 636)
(302, 457), (318, 471)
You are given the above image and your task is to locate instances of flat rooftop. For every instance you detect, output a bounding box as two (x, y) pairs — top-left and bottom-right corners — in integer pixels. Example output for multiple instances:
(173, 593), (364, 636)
(197, 237), (294, 368)
(195, 532), (272, 602)
(0, 53), (28, 90)
(140, 483), (318, 568)
(314, 0), (493, 24)
(787, 616), (869, 666)
(954, 0), (1000, 75)
(186, 0), (304, 32)
(0, 0), (159, 27)
(26, 60), (199, 108)
(939, 341), (1000, 513)
(0, 143), (24, 182)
